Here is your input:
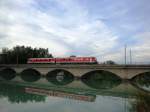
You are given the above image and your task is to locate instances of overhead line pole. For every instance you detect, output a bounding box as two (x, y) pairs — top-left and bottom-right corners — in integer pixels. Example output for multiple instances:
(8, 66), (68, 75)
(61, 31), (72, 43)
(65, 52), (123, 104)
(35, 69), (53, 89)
(130, 49), (132, 65)
(124, 45), (127, 65)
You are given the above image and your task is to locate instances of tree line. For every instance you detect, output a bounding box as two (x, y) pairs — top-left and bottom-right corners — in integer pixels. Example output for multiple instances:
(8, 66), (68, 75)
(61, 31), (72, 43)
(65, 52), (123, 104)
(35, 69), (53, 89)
(0, 46), (53, 64)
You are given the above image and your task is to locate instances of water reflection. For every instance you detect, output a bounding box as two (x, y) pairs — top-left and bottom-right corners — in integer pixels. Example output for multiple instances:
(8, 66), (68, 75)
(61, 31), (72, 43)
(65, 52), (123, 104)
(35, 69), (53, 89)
(25, 87), (96, 102)
(0, 78), (149, 112)
(0, 81), (45, 103)
(46, 69), (74, 85)
(81, 70), (122, 89)
(132, 72), (150, 92)
(130, 92), (150, 112)
(0, 70), (150, 112)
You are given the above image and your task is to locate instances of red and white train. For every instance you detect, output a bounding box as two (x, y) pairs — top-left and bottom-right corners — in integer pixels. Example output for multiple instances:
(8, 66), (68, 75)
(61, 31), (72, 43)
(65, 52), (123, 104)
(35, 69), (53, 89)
(27, 57), (97, 64)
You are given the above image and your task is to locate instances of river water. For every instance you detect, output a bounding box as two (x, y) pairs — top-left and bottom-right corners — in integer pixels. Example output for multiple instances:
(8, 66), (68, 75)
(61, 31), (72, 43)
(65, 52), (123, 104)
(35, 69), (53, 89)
(0, 70), (149, 112)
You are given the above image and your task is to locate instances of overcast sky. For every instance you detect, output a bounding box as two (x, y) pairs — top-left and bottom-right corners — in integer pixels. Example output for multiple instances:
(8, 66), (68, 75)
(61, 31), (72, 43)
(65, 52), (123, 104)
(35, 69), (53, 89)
(0, 0), (150, 64)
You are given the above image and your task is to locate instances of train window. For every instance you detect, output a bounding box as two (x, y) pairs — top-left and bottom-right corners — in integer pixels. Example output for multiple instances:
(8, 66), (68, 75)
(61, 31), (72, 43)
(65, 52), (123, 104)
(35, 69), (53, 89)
(92, 57), (96, 61)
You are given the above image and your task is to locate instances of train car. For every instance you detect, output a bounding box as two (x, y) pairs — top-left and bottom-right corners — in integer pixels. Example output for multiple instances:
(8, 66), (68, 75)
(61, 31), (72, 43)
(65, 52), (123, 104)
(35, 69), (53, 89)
(27, 58), (55, 64)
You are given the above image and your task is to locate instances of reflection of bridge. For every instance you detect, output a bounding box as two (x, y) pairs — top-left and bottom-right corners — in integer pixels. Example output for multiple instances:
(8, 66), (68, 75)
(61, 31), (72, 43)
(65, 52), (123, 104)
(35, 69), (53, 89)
(0, 64), (150, 79)
(1, 79), (149, 101)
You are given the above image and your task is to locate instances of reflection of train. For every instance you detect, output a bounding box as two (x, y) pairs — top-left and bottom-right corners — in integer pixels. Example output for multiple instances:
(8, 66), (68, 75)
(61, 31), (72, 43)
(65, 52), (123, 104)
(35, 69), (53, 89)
(25, 87), (96, 102)
(27, 57), (97, 64)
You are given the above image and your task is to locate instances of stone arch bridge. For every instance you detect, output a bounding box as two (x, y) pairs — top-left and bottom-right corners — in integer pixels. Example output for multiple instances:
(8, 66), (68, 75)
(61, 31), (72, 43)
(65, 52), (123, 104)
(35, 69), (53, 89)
(0, 64), (150, 79)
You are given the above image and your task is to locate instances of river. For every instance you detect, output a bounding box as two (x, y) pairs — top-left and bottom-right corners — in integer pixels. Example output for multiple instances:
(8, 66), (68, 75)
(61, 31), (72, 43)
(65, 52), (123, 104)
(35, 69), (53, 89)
(0, 69), (149, 112)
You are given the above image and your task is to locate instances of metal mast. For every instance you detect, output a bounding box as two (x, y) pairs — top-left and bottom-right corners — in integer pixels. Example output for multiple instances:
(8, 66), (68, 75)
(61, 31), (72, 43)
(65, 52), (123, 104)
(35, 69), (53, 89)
(124, 45), (127, 65)
(130, 49), (132, 65)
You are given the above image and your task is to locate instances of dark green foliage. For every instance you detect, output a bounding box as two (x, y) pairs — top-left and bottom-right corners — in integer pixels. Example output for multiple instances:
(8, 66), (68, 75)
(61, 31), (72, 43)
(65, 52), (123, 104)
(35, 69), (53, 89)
(21, 69), (41, 82)
(0, 45), (53, 64)
(46, 69), (74, 85)
(0, 68), (16, 80)
(81, 70), (121, 89)
(0, 82), (45, 103)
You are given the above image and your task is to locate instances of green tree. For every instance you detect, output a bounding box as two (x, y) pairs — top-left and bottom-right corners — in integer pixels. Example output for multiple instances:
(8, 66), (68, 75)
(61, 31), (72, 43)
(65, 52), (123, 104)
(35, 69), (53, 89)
(0, 45), (53, 64)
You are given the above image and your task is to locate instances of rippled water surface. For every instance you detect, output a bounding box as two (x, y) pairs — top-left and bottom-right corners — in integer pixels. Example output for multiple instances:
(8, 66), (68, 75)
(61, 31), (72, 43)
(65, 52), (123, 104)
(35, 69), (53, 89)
(0, 69), (149, 112)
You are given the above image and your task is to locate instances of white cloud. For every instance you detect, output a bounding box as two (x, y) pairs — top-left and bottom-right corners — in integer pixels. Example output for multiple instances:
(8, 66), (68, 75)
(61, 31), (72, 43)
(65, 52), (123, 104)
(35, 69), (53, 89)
(2, 0), (149, 64)
(130, 32), (150, 64)
(0, 0), (119, 60)
(0, 0), (150, 63)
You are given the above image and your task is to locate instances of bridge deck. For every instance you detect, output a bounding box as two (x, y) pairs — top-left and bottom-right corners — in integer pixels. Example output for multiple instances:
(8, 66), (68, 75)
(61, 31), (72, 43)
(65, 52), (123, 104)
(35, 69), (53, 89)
(0, 64), (150, 69)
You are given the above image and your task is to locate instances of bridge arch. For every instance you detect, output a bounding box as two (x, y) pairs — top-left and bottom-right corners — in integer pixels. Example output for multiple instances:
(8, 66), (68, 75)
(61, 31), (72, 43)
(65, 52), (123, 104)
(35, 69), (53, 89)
(0, 67), (16, 80)
(20, 68), (41, 82)
(0, 67), (16, 72)
(81, 69), (120, 78)
(131, 71), (150, 93)
(130, 70), (150, 79)
(131, 71), (150, 79)
(81, 70), (122, 89)
(46, 69), (74, 85)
